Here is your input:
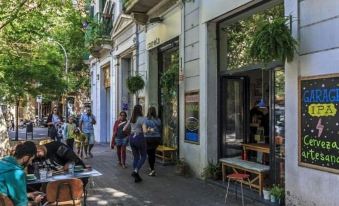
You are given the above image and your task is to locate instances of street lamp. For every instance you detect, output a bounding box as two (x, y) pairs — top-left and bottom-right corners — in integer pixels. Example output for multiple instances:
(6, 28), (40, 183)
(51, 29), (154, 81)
(47, 38), (68, 75)
(47, 38), (69, 119)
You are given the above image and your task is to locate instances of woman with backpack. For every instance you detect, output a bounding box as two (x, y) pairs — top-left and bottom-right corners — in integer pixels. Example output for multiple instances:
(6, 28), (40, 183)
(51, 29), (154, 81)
(143, 106), (161, 176)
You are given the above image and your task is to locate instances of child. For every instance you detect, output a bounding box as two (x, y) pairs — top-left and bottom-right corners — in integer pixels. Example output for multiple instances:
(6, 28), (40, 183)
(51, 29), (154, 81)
(64, 116), (77, 150)
(74, 128), (88, 158)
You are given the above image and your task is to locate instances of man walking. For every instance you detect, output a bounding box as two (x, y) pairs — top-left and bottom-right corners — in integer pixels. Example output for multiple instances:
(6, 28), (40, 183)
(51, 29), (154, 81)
(79, 107), (96, 158)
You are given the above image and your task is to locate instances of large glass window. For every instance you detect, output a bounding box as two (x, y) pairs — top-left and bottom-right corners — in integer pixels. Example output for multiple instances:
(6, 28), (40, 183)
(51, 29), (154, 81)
(220, 4), (283, 71)
(159, 46), (179, 149)
(272, 68), (285, 185)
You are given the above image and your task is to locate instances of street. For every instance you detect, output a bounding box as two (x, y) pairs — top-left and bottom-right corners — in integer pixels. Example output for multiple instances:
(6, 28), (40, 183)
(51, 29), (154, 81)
(83, 145), (266, 206)
(8, 129), (265, 206)
(8, 126), (48, 140)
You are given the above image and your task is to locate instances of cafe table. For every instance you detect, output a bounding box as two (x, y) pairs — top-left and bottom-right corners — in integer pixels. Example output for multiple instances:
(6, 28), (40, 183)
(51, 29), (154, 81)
(27, 168), (102, 205)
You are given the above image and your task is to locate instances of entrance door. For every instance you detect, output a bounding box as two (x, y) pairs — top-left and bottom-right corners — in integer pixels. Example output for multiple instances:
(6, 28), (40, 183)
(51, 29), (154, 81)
(158, 41), (179, 149)
(221, 76), (249, 157)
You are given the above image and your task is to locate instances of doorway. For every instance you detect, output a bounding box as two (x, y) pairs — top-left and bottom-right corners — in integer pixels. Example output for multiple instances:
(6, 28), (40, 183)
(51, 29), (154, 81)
(158, 39), (179, 149)
(220, 67), (285, 186)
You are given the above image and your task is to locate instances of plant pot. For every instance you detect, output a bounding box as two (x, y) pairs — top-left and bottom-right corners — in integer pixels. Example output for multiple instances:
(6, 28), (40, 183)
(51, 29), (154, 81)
(270, 195), (276, 203)
(263, 189), (271, 200)
(175, 164), (186, 176)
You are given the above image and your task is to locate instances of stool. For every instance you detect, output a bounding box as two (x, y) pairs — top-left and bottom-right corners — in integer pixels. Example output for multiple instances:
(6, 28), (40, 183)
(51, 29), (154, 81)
(225, 173), (251, 206)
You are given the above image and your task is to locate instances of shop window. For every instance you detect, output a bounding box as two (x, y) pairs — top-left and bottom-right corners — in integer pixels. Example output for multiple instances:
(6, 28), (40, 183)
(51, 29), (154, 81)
(220, 4), (283, 71)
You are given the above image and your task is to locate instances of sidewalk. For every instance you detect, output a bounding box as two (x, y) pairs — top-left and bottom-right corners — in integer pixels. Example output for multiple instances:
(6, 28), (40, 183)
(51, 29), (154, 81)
(83, 144), (266, 206)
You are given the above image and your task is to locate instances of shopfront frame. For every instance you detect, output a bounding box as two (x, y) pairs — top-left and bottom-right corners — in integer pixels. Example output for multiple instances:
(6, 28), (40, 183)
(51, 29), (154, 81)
(216, 1), (286, 187)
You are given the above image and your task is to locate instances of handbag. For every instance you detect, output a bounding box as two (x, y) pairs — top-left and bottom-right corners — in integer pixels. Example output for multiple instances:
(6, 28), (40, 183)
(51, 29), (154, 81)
(48, 126), (58, 139)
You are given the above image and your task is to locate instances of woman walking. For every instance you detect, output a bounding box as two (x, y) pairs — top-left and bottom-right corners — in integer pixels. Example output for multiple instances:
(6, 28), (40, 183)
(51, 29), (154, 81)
(47, 106), (63, 141)
(143, 107), (161, 176)
(111, 111), (129, 168)
(124, 105), (146, 183)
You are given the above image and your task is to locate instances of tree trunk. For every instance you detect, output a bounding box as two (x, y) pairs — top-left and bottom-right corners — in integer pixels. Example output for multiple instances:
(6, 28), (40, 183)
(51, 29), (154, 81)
(0, 107), (11, 158)
(15, 100), (19, 141)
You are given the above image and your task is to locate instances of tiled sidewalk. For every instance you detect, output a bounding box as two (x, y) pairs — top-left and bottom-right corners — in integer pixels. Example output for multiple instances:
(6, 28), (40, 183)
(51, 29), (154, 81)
(83, 144), (266, 206)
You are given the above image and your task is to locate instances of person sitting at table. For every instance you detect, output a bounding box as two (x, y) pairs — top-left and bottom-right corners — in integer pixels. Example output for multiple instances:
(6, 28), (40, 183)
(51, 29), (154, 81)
(35, 141), (85, 171)
(0, 141), (44, 206)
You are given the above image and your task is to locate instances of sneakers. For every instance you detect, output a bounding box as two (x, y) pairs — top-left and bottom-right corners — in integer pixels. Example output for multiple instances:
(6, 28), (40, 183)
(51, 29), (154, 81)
(122, 164), (127, 169)
(148, 170), (156, 176)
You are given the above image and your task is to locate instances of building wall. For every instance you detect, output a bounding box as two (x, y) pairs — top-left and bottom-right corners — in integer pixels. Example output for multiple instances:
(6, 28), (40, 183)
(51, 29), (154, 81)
(180, 0), (202, 176)
(90, 52), (112, 143)
(285, 0), (339, 205)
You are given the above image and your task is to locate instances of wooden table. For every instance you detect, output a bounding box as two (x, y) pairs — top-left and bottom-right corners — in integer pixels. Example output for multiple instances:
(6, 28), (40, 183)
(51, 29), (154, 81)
(27, 168), (102, 205)
(242, 143), (270, 154)
(220, 157), (270, 195)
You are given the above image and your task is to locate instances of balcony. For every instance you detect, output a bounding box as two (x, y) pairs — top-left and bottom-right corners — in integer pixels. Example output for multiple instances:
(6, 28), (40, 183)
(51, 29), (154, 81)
(85, 12), (113, 58)
(124, 0), (160, 14)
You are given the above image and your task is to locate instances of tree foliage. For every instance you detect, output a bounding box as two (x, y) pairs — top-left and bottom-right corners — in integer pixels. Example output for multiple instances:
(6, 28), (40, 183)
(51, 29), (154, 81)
(0, 0), (90, 104)
(222, 4), (284, 70)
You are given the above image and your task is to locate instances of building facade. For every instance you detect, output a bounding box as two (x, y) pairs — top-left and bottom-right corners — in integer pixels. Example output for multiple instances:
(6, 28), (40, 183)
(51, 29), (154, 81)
(89, 0), (339, 204)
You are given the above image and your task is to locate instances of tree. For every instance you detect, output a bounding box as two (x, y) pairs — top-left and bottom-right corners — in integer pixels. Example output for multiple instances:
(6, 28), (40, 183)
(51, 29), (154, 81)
(0, 0), (90, 144)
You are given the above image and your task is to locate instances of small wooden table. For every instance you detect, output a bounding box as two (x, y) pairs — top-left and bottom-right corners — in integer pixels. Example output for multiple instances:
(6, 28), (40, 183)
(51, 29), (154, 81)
(220, 157), (270, 195)
(242, 143), (270, 154)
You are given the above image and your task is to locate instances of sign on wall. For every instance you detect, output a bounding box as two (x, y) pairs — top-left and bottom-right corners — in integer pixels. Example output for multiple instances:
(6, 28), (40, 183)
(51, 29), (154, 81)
(299, 74), (339, 173)
(145, 8), (181, 50)
(185, 91), (199, 144)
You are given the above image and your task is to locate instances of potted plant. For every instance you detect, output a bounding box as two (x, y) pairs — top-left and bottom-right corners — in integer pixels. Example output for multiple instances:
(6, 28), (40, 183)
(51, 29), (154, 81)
(250, 16), (298, 65)
(262, 186), (271, 201)
(175, 158), (187, 176)
(126, 75), (145, 104)
(201, 161), (221, 180)
(270, 184), (284, 203)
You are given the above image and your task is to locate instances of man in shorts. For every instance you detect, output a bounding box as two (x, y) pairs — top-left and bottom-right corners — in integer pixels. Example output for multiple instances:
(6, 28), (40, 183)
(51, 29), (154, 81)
(79, 107), (96, 158)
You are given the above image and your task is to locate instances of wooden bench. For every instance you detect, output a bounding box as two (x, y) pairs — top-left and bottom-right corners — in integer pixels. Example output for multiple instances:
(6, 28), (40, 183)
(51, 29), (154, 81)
(220, 157), (270, 195)
(156, 145), (176, 164)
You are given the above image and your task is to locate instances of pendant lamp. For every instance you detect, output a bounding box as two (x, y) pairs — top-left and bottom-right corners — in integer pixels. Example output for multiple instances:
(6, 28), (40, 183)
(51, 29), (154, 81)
(257, 69), (266, 108)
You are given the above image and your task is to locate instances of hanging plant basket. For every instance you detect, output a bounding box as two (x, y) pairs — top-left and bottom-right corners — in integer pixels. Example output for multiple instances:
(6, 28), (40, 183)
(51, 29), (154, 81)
(249, 17), (298, 64)
(126, 75), (145, 94)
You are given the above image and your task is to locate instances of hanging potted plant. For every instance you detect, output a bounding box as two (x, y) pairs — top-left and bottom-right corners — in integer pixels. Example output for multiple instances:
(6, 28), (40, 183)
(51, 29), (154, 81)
(126, 75), (145, 103)
(249, 16), (298, 65)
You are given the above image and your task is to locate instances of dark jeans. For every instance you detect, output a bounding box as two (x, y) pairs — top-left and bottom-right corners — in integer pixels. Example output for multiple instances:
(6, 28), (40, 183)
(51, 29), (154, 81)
(66, 138), (74, 150)
(130, 134), (147, 171)
(147, 147), (157, 170)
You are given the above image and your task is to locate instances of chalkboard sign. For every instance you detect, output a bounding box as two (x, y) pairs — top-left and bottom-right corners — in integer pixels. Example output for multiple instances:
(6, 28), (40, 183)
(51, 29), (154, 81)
(299, 74), (339, 173)
(185, 91), (199, 144)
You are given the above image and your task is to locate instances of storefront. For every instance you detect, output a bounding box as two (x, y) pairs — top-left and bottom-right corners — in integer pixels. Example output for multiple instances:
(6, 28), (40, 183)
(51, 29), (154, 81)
(146, 6), (181, 151)
(217, 2), (286, 188)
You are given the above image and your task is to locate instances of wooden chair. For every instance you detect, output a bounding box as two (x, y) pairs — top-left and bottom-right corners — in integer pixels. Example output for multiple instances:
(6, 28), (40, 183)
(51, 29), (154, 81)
(0, 194), (14, 206)
(43, 179), (83, 206)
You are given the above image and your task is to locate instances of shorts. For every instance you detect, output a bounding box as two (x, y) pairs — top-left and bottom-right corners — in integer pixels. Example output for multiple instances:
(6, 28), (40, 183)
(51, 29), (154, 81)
(84, 132), (95, 145)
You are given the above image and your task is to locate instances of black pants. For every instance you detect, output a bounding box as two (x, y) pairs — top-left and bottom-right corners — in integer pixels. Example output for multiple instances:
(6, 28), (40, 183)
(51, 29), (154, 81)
(146, 146), (158, 170)
(66, 139), (74, 150)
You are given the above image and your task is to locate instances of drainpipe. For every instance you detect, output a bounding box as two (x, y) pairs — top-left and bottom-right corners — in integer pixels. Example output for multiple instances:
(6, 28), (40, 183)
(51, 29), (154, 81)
(135, 23), (140, 104)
